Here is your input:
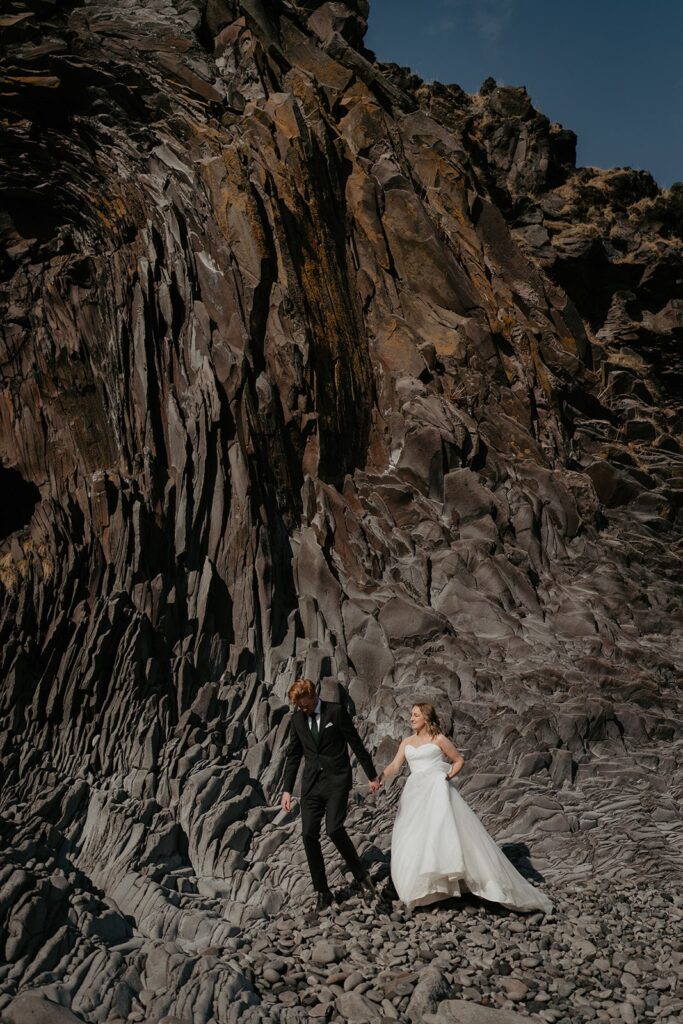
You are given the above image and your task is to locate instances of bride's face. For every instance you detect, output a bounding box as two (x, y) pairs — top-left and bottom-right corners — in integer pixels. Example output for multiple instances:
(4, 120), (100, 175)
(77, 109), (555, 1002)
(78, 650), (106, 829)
(410, 706), (426, 732)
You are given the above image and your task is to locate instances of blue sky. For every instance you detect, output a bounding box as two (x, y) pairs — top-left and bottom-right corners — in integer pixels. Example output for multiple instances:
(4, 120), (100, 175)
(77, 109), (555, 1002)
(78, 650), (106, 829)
(366, 0), (683, 189)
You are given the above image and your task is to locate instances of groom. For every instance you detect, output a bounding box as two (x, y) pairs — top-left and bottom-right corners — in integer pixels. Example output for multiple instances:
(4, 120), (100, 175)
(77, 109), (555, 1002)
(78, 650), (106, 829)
(281, 677), (381, 911)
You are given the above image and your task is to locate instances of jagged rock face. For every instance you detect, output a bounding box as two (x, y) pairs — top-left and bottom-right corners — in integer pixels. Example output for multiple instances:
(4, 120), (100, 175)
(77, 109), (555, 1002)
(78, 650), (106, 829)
(1, 1), (682, 1021)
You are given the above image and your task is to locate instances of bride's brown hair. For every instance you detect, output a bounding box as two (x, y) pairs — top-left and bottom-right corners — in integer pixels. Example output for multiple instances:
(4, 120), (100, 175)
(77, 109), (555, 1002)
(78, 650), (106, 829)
(413, 702), (441, 738)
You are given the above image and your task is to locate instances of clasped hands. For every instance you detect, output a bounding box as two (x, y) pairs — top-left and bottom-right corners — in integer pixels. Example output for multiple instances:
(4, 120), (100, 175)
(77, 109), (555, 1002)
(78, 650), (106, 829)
(282, 771), (453, 812)
(280, 779), (380, 813)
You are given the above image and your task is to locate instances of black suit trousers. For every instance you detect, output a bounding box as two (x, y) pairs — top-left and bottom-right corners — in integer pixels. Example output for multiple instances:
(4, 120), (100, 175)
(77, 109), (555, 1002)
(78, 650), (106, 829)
(300, 779), (366, 892)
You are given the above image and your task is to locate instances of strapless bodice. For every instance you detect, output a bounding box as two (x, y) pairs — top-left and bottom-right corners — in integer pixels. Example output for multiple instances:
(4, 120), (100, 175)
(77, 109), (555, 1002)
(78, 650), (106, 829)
(405, 742), (449, 776)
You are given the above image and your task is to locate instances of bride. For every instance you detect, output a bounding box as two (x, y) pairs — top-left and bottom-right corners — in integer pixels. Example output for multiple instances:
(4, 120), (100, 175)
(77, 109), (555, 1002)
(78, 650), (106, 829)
(380, 703), (553, 913)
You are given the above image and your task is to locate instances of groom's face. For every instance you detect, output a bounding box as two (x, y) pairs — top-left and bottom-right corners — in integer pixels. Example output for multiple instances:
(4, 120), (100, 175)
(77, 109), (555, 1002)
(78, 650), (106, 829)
(294, 694), (317, 713)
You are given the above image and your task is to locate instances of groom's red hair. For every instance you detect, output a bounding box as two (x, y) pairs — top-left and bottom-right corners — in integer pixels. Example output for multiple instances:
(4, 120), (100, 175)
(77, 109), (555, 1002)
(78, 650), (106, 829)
(288, 677), (317, 702)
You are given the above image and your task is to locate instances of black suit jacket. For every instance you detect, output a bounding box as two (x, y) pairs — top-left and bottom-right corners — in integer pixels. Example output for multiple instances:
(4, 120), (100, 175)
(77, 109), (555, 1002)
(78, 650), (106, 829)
(282, 700), (377, 797)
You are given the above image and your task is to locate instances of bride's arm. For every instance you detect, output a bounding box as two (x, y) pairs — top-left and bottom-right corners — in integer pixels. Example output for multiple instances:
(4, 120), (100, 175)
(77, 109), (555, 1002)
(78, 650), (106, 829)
(379, 738), (408, 784)
(436, 735), (465, 780)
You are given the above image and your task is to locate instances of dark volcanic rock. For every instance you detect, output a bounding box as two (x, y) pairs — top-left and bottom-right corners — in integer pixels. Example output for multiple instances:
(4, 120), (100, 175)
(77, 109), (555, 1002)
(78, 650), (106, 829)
(1, 2), (682, 1023)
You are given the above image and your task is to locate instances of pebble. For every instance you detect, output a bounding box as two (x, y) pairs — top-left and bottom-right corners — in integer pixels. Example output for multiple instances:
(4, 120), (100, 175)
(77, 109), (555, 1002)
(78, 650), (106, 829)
(311, 941), (345, 966)
(342, 966), (362, 991)
(500, 978), (528, 1001)
(336, 990), (381, 1022)
(326, 970), (350, 986)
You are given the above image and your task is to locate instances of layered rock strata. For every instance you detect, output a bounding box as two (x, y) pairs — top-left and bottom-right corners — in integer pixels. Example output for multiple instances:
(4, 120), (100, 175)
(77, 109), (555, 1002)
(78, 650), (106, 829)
(0, 1), (682, 1021)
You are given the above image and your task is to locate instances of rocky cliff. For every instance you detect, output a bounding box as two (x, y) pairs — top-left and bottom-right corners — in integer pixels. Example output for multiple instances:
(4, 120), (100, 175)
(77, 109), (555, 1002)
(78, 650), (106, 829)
(1, 1), (682, 1022)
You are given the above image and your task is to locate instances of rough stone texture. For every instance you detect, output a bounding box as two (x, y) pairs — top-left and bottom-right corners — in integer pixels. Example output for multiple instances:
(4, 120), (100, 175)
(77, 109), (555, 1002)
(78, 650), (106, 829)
(407, 964), (451, 1021)
(423, 999), (538, 1022)
(2, 992), (87, 1024)
(0, 1), (682, 1023)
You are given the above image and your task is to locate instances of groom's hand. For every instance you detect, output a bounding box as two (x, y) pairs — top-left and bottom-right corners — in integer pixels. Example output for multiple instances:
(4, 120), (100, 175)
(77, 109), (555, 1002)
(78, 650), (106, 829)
(368, 778), (381, 794)
(281, 792), (292, 812)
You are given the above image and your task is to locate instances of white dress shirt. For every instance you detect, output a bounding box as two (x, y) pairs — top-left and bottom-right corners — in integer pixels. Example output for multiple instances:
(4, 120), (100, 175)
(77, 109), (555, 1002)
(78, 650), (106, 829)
(307, 697), (322, 733)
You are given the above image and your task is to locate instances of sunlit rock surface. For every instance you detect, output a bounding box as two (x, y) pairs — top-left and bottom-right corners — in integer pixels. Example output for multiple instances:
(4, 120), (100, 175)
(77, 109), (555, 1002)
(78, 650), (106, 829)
(1, 1), (682, 1021)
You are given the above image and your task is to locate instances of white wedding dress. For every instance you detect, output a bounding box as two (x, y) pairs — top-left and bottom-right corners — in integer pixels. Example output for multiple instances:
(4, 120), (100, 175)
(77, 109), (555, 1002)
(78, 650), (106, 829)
(390, 742), (553, 913)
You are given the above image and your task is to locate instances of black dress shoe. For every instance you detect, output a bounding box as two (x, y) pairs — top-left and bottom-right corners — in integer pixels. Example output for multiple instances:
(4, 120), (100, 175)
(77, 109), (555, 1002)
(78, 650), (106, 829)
(358, 874), (377, 903)
(316, 890), (334, 912)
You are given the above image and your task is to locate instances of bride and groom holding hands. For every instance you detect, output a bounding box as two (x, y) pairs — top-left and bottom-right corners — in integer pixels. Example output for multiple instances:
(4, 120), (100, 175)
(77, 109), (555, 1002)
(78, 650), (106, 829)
(280, 677), (553, 915)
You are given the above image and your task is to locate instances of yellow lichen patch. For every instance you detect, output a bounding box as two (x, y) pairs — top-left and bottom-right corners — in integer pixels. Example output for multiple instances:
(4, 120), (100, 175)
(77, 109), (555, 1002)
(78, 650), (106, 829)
(0, 553), (19, 592)
(500, 388), (533, 431)
(432, 332), (466, 361)
(558, 334), (579, 356)
(5, 75), (60, 88)
(0, 540), (54, 592)
(467, 266), (497, 312)
(184, 116), (225, 148)
(38, 543), (54, 582)
(84, 192), (129, 233)
(448, 203), (473, 232)
(493, 309), (517, 339)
